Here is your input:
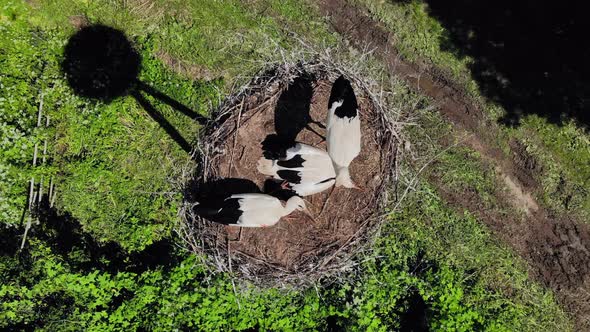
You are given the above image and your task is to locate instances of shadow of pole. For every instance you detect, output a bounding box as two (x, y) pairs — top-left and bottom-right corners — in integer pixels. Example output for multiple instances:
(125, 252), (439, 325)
(130, 90), (193, 154)
(135, 80), (209, 125)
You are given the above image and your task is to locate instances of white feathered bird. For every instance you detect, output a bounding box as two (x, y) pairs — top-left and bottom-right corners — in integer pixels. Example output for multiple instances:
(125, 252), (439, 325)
(257, 142), (336, 196)
(326, 75), (361, 188)
(193, 193), (309, 227)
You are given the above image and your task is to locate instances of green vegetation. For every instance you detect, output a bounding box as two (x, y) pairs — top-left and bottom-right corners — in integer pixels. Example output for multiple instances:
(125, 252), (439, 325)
(1, 0), (332, 249)
(352, 0), (590, 221)
(0, 0), (575, 330)
(1, 0), (217, 249)
(511, 117), (590, 220)
(352, 0), (477, 95)
(1, 183), (571, 331)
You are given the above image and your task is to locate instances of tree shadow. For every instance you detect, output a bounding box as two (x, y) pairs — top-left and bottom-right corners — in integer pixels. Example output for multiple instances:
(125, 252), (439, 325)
(274, 74), (324, 143)
(399, 289), (430, 332)
(408, 0), (590, 127)
(7, 197), (179, 274)
(61, 24), (209, 155)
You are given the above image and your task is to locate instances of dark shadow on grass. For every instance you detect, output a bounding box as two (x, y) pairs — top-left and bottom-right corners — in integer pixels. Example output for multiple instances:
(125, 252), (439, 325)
(13, 197), (180, 274)
(399, 289), (430, 332)
(131, 90), (193, 153)
(395, 0), (590, 127)
(135, 80), (208, 123)
(61, 24), (209, 155)
(61, 24), (140, 101)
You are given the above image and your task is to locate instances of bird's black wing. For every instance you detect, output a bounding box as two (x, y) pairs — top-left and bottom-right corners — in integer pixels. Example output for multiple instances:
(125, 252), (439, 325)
(329, 75), (358, 119)
(261, 134), (297, 160)
(193, 197), (242, 225)
(276, 154), (305, 169)
(276, 169), (302, 184)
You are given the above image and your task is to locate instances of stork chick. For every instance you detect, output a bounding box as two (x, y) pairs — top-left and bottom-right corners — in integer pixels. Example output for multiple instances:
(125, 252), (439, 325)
(194, 194), (309, 227)
(257, 142), (336, 196)
(326, 75), (361, 188)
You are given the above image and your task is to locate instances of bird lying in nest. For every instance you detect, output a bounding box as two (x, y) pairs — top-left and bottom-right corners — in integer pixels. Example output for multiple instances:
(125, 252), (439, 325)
(326, 75), (361, 189)
(257, 141), (336, 197)
(193, 194), (310, 227)
(196, 74), (362, 227)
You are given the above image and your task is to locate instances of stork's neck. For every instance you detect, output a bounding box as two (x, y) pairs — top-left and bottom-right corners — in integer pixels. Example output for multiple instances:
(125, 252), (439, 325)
(283, 197), (300, 216)
(329, 100), (343, 113)
(335, 166), (356, 188)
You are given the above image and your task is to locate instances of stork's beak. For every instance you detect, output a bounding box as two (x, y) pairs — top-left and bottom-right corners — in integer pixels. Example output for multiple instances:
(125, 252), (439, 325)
(301, 201), (315, 221)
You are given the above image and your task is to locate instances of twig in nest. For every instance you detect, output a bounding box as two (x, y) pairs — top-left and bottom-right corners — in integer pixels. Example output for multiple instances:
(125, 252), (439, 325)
(234, 250), (290, 273)
(226, 238), (242, 310)
(318, 186), (335, 218)
(227, 97), (245, 176)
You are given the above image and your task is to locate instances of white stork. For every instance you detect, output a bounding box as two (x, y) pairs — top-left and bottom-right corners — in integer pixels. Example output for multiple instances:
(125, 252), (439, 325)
(257, 142), (336, 196)
(193, 193), (309, 227)
(327, 75), (361, 188)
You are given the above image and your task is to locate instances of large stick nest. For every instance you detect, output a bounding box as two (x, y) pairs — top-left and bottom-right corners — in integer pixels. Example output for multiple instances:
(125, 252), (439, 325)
(180, 60), (398, 287)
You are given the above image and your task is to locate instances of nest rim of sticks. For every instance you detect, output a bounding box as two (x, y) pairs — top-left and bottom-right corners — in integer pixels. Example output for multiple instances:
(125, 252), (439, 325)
(179, 60), (398, 288)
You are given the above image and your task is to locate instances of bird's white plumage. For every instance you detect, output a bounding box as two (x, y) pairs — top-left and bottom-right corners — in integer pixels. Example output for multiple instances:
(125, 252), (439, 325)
(327, 101), (361, 187)
(257, 143), (336, 196)
(327, 114), (361, 167)
(230, 194), (303, 227)
(285, 143), (328, 159)
(291, 178), (335, 196)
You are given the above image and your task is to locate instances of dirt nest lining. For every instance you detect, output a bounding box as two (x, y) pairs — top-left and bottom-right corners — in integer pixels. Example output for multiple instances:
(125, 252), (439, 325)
(182, 61), (397, 285)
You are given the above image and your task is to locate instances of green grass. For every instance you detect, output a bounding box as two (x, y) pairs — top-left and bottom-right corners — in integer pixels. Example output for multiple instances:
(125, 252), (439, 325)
(407, 108), (497, 199)
(0, 180), (572, 330)
(1, 1), (222, 250)
(509, 117), (590, 221)
(31, 0), (336, 82)
(352, 0), (590, 222)
(1, 0), (333, 250)
(352, 0), (478, 96)
(370, 183), (570, 331)
(0, 0), (575, 330)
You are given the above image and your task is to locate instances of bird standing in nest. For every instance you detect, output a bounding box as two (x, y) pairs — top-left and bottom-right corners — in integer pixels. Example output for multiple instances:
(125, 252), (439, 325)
(193, 193), (310, 227)
(327, 75), (361, 189)
(257, 141), (336, 196)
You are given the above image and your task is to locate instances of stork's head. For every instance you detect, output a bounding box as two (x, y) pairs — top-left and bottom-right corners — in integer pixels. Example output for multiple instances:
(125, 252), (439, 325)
(288, 196), (307, 212)
(285, 196), (313, 220)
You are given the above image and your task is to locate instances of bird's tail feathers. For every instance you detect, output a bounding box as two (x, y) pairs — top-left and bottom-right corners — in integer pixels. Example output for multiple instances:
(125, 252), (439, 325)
(257, 157), (278, 176)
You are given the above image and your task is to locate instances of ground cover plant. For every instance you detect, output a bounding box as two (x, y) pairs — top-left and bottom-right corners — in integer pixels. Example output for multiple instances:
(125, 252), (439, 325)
(352, 0), (590, 222)
(0, 0), (579, 330)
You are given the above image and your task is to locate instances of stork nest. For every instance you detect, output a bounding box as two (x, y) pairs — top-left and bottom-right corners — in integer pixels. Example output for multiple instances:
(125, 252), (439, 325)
(180, 61), (398, 287)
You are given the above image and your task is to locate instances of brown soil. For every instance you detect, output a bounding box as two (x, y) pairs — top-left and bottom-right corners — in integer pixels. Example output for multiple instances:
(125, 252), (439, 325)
(68, 15), (89, 30)
(198, 71), (391, 277)
(316, 0), (590, 328)
(156, 50), (221, 81)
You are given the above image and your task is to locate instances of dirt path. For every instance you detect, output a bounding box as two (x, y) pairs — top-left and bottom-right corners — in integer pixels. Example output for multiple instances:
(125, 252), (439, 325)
(315, 0), (590, 328)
